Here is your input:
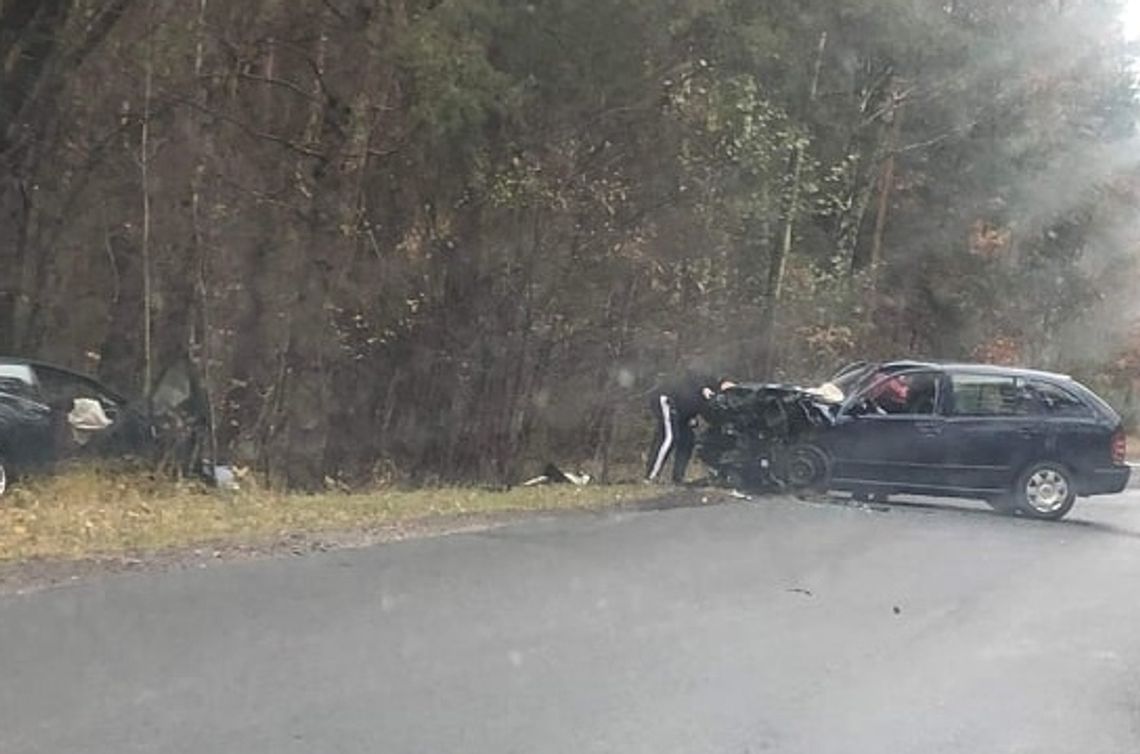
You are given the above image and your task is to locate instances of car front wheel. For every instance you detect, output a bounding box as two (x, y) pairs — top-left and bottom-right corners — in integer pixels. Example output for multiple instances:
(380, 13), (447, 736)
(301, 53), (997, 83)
(785, 444), (831, 492)
(1013, 462), (1076, 521)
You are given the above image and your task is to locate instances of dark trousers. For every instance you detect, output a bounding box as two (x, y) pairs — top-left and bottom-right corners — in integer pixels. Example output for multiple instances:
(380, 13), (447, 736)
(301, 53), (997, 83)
(646, 394), (696, 483)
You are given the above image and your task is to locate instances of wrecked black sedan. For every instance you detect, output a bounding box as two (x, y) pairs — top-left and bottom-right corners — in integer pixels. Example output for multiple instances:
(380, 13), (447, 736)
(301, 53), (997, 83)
(698, 361), (1131, 521)
(0, 358), (210, 495)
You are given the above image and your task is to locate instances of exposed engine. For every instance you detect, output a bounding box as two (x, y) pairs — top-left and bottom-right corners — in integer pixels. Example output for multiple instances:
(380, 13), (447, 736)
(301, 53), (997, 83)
(697, 383), (838, 491)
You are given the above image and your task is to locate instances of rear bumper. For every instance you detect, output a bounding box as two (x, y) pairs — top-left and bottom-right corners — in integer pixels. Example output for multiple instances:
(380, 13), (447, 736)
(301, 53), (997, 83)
(1080, 466), (1132, 496)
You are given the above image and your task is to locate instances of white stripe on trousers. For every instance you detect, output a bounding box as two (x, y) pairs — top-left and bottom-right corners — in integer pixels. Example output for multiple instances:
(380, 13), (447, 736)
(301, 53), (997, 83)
(648, 395), (674, 480)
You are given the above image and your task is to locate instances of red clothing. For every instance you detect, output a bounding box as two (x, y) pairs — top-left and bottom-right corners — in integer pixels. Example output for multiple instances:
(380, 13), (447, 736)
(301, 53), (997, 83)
(867, 374), (909, 408)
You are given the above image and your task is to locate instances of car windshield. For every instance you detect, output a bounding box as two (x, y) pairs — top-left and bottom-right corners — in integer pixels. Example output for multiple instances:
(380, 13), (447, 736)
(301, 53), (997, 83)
(824, 364), (879, 400)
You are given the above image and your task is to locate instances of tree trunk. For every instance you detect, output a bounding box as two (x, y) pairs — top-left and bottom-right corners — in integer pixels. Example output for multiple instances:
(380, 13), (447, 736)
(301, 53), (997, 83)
(190, 0), (219, 465)
(140, 0), (156, 396)
(868, 91), (904, 292)
(760, 31), (827, 371)
(274, 0), (403, 487)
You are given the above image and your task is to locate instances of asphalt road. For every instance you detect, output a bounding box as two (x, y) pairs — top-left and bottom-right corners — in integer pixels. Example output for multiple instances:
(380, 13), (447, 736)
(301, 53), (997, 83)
(4, 490), (1140, 754)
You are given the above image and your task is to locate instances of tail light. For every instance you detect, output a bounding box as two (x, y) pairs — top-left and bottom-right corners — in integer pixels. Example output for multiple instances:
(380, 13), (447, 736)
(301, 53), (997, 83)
(1111, 429), (1127, 465)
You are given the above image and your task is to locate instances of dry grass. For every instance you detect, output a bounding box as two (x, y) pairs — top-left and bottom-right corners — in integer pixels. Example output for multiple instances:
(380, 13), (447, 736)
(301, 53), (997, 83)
(0, 467), (659, 562)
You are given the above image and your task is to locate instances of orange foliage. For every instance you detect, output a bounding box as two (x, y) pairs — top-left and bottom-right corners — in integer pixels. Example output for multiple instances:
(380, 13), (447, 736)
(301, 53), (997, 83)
(968, 220), (1012, 258)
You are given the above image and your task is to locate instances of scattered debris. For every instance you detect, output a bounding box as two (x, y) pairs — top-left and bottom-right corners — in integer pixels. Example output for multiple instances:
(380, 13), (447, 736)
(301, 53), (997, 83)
(201, 462), (241, 491)
(798, 494), (891, 513)
(522, 463), (591, 487)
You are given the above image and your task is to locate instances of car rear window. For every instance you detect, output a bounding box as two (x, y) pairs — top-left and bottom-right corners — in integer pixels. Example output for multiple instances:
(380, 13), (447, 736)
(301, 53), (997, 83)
(948, 374), (1021, 416)
(0, 363), (40, 400)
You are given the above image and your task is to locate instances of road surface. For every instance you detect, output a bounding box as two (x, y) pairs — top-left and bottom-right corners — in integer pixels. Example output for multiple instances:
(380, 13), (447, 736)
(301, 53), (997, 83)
(3, 490), (1140, 753)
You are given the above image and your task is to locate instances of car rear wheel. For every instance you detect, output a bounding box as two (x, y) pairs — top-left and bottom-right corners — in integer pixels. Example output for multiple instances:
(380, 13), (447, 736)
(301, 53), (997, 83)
(1013, 462), (1076, 521)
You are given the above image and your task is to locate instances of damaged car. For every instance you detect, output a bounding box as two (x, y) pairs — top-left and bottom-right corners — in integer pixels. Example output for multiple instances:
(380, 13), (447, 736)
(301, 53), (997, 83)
(697, 380), (837, 491)
(697, 361), (1131, 521)
(0, 358), (212, 496)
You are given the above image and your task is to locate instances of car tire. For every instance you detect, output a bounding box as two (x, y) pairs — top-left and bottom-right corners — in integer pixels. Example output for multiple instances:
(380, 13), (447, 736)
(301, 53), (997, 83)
(786, 444), (831, 492)
(1012, 461), (1077, 521)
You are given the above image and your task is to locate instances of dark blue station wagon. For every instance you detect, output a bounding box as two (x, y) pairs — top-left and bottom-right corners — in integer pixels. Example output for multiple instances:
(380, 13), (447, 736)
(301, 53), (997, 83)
(817, 361), (1131, 520)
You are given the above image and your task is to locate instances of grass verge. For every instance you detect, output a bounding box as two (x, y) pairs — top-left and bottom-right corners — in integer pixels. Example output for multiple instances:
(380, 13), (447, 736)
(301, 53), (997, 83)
(0, 467), (660, 562)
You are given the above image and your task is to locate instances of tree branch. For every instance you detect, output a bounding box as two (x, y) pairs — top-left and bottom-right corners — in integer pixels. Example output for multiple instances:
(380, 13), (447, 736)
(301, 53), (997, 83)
(161, 91), (328, 158)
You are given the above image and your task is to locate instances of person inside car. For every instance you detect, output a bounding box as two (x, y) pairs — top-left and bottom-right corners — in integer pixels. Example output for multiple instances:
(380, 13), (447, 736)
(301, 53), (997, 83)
(864, 373), (910, 414)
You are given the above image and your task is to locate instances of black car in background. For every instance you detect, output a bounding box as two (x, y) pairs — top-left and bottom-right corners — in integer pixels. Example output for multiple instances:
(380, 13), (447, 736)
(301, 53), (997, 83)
(0, 358), (210, 495)
(819, 361), (1130, 520)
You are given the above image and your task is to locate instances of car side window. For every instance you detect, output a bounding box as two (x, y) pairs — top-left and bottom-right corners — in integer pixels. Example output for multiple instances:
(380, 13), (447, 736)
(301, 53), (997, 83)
(852, 371), (940, 416)
(32, 367), (123, 416)
(948, 374), (1021, 416)
(1020, 379), (1092, 418)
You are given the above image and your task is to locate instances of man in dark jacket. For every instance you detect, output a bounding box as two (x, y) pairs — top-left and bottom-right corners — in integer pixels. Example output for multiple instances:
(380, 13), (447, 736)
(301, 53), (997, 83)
(646, 372), (734, 484)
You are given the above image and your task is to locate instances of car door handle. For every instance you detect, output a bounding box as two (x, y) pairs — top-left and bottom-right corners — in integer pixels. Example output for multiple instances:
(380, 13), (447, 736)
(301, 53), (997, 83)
(916, 421), (943, 437)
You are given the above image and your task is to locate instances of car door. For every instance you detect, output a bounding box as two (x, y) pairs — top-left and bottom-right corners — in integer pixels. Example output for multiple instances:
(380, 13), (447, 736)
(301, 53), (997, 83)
(1019, 378), (1102, 479)
(941, 372), (1043, 493)
(826, 369), (949, 490)
(28, 365), (134, 459)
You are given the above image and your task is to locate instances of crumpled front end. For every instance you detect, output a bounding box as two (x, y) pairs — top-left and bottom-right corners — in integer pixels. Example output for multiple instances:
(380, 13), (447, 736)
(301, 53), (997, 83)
(697, 383), (837, 490)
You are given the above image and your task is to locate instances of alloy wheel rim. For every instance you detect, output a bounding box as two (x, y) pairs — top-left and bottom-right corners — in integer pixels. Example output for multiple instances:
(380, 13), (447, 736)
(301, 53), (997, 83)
(1026, 468), (1068, 513)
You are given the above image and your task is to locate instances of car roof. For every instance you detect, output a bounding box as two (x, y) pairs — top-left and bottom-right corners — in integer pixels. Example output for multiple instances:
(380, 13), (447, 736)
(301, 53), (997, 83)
(0, 356), (129, 402)
(877, 360), (1072, 382)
